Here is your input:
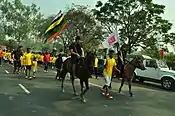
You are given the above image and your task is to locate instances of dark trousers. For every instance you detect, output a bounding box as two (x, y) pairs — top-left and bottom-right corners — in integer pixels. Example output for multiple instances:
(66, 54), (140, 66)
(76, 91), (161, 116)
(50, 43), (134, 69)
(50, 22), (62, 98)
(44, 62), (48, 71)
(94, 67), (98, 78)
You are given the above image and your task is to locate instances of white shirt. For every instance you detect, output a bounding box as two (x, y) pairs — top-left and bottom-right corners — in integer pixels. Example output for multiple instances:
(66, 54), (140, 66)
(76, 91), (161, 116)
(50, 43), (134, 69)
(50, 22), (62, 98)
(62, 56), (67, 62)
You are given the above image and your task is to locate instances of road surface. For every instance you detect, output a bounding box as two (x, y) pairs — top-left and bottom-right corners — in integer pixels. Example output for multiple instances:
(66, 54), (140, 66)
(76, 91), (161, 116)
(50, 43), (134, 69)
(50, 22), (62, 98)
(0, 62), (175, 116)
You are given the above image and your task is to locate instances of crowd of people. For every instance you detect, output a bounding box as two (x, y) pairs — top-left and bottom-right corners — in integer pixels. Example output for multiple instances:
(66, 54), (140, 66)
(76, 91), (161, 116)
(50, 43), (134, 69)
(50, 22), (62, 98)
(0, 46), (61, 80)
(0, 35), (127, 99)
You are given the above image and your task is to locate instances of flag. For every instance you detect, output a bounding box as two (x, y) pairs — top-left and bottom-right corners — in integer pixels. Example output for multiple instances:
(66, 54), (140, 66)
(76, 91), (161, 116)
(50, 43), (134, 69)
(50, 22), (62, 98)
(101, 29), (119, 49)
(44, 11), (67, 43)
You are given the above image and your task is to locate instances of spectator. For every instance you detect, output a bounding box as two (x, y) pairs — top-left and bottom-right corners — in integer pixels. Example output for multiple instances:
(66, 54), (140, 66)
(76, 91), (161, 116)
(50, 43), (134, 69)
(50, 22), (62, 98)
(94, 54), (98, 79)
(43, 50), (50, 72)
(11, 46), (23, 74)
(0, 47), (3, 66)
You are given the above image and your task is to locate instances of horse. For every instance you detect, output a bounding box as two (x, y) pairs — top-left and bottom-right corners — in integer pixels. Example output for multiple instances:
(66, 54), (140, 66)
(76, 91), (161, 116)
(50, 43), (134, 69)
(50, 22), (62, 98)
(59, 52), (95, 103)
(118, 57), (146, 97)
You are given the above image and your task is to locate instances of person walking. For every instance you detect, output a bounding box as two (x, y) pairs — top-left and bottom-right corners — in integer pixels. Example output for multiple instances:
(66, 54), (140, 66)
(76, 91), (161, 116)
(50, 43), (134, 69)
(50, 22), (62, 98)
(94, 54), (99, 79)
(11, 46), (23, 74)
(23, 48), (33, 79)
(43, 50), (50, 72)
(0, 47), (3, 66)
(101, 50), (120, 99)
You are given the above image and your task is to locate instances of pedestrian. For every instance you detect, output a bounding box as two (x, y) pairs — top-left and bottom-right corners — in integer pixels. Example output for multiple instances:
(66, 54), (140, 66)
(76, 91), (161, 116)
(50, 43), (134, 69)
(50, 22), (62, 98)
(0, 47), (3, 66)
(32, 57), (38, 78)
(20, 54), (26, 73)
(11, 46), (23, 74)
(23, 48), (33, 79)
(55, 54), (63, 80)
(94, 54), (99, 79)
(43, 50), (50, 72)
(101, 50), (120, 99)
(55, 49), (65, 80)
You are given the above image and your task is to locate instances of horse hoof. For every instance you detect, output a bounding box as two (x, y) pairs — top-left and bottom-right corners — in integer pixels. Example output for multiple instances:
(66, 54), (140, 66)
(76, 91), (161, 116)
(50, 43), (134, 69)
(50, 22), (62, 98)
(62, 89), (65, 93)
(81, 99), (86, 103)
(130, 93), (133, 97)
(74, 93), (78, 96)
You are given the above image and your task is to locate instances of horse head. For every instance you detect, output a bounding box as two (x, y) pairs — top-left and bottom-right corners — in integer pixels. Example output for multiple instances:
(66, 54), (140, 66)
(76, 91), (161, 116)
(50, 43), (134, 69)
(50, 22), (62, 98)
(131, 56), (146, 70)
(84, 52), (95, 74)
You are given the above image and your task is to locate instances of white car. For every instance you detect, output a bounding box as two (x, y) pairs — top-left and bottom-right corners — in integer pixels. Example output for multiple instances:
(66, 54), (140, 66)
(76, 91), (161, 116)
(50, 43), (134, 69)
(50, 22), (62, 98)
(128, 55), (175, 90)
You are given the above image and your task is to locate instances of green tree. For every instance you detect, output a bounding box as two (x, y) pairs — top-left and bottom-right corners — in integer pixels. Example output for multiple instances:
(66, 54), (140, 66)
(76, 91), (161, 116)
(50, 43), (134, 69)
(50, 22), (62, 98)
(0, 0), (43, 45)
(93, 0), (173, 53)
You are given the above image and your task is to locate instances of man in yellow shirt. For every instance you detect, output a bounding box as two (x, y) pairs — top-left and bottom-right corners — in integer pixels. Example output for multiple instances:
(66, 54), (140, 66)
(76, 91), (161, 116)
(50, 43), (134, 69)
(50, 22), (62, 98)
(23, 48), (33, 79)
(102, 50), (120, 99)
(94, 54), (98, 79)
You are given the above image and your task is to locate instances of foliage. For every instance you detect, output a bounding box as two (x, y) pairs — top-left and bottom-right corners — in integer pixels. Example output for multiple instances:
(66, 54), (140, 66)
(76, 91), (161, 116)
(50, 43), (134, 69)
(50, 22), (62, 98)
(0, 0), (43, 44)
(93, 0), (173, 53)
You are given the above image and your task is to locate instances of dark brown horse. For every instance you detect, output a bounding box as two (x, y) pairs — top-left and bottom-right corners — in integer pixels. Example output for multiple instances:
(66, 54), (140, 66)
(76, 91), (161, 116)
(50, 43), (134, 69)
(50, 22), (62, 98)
(118, 57), (146, 97)
(59, 52), (95, 103)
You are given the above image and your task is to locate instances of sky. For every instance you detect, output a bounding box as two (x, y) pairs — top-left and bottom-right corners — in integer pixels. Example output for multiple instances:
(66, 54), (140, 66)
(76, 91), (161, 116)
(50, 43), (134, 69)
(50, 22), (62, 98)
(21, 0), (174, 31)
(21, 0), (175, 51)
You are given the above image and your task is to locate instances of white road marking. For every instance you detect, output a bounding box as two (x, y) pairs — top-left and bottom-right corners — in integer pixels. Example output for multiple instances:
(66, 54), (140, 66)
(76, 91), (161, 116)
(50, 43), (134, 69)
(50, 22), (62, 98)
(18, 84), (31, 94)
(5, 70), (9, 74)
(89, 83), (103, 88)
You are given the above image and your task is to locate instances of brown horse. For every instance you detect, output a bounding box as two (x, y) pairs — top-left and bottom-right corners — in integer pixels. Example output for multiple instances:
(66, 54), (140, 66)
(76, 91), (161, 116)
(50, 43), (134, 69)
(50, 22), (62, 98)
(59, 52), (95, 103)
(118, 57), (146, 97)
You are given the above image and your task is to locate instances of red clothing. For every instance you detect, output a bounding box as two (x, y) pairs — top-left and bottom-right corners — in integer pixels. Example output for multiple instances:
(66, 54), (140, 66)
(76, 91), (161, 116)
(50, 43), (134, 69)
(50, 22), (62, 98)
(0, 50), (3, 58)
(44, 53), (50, 63)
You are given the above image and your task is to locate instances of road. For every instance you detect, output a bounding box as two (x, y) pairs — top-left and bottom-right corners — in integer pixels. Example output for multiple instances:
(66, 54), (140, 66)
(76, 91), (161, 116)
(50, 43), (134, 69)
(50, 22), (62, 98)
(0, 62), (175, 116)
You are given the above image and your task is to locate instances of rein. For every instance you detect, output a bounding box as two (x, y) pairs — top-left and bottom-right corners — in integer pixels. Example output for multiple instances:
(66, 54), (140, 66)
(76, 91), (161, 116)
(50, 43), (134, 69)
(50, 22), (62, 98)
(125, 59), (138, 68)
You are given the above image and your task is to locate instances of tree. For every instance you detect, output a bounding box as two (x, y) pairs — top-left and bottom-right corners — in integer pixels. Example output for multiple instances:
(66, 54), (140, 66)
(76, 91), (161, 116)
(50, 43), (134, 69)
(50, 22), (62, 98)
(93, 0), (173, 53)
(0, 0), (43, 44)
(59, 4), (104, 52)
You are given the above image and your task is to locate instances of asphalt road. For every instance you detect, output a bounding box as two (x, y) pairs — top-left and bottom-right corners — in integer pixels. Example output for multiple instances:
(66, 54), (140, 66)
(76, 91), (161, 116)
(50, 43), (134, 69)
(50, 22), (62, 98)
(0, 62), (175, 116)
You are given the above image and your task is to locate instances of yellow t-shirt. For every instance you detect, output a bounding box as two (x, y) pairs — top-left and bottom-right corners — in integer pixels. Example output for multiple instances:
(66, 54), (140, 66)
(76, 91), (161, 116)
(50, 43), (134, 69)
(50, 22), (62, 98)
(50, 57), (53, 63)
(24, 53), (33, 66)
(39, 55), (44, 62)
(103, 57), (116, 77)
(3, 52), (6, 58)
(104, 59), (106, 65)
(94, 57), (98, 67)
(32, 61), (38, 70)
(20, 56), (25, 66)
(52, 57), (56, 63)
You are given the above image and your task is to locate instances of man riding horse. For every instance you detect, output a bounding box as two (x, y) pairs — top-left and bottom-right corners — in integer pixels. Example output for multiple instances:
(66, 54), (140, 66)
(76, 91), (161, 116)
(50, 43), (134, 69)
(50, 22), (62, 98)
(69, 36), (85, 78)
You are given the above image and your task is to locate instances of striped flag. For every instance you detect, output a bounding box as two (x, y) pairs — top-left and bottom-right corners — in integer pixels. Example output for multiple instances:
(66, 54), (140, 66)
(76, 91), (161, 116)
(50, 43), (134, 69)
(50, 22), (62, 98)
(44, 11), (67, 43)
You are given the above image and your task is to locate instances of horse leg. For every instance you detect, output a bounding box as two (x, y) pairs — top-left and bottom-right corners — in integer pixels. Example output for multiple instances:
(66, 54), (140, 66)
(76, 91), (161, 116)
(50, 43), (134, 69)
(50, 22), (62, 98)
(71, 74), (78, 96)
(80, 79), (89, 103)
(119, 78), (125, 93)
(128, 79), (133, 97)
(60, 70), (67, 93)
(80, 80), (84, 102)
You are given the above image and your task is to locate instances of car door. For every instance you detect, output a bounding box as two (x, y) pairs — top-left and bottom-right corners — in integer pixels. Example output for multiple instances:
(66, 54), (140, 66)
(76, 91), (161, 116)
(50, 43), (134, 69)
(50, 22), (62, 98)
(136, 59), (159, 79)
(143, 59), (159, 79)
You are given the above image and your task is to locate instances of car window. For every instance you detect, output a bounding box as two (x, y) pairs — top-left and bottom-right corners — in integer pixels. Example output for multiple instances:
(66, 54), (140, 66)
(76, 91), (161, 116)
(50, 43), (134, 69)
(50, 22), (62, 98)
(146, 60), (157, 68)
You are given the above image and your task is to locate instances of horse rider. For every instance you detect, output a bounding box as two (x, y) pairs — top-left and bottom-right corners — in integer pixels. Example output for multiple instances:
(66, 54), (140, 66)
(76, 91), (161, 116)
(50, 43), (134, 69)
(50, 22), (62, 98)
(69, 36), (85, 77)
(117, 44), (127, 77)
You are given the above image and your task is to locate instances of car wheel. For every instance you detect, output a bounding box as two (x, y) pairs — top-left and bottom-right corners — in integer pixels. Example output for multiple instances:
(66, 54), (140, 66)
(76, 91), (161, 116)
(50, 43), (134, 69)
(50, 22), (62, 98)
(161, 78), (175, 90)
(139, 78), (144, 83)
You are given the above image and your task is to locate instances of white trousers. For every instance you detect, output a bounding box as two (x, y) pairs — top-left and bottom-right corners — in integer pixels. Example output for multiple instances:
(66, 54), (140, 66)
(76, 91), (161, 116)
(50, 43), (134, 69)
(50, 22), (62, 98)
(104, 76), (112, 86)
